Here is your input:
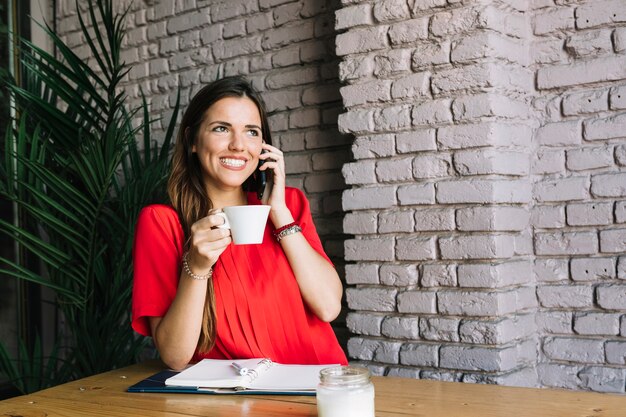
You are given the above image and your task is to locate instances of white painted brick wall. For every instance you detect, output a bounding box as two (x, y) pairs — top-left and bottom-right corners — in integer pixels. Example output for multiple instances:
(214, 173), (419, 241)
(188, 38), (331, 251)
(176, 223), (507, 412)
(543, 337), (604, 363)
(346, 312), (383, 337)
(421, 264), (456, 287)
(458, 261), (531, 288)
(567, 202), (613, 226)
(532, 149), (565, 175)
(380, 264), (419, 286)
(381, 316), (418, 340)
(570, 257), (616, 281)
(562, 89), (609, 116)
(574, 312), (621, 335)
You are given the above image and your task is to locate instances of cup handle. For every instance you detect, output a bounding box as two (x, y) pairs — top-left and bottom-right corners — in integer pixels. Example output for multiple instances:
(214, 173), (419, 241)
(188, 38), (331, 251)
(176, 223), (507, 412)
(212, 212), (230, 230)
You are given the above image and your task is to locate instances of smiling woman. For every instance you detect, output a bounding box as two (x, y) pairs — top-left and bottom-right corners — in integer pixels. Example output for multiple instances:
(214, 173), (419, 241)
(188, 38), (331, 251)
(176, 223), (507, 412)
(131, 76), (347, 371)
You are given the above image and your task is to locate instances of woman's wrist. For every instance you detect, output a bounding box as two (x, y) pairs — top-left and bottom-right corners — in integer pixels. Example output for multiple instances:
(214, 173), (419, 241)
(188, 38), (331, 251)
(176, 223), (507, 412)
(183, 251), (213, 279)
(269, 206), (293, 228)
(273, 222), (302, 242)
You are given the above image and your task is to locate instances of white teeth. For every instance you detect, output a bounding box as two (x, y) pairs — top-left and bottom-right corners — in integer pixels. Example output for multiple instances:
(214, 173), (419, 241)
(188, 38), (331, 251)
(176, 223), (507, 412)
(220, 158), (245, 167)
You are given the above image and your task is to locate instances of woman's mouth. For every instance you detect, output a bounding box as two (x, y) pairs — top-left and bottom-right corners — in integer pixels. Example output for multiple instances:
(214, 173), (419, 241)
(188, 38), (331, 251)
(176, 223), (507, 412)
(220, 157), (247, 170)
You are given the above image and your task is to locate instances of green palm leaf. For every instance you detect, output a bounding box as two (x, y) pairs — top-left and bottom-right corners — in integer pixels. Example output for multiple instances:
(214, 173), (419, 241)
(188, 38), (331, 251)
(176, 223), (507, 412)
(0, 261), (83, 304)
(13, 181), (90, 233)
(12, 155), (97, 215)
(19, 57), (105, 127)
(0, 0), (180, 391)
(0, 334), (71, 394)
(26, 21), (108, 92)
(0, 217), (72, 264)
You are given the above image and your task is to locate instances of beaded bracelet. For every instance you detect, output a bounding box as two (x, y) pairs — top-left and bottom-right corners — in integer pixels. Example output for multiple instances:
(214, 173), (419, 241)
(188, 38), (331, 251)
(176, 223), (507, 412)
(182, 251), (213, 280)
(275, 224), (302, 242)
(273, 221), (298, 236)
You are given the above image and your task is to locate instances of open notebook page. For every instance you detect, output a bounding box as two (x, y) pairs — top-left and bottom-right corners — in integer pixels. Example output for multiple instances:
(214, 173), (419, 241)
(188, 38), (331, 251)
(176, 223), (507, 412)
(164, 359), (338, 391)
(165, 358), (265, 388)
(247, 363), (335, 391)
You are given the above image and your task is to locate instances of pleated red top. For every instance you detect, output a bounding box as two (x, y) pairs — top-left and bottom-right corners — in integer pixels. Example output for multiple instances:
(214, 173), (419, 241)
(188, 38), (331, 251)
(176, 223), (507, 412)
(131, 187), (347, 365)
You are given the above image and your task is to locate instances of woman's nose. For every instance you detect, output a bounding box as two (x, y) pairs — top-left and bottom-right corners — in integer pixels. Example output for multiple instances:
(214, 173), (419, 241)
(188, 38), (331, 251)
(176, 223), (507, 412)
(228, 131), (245, 151)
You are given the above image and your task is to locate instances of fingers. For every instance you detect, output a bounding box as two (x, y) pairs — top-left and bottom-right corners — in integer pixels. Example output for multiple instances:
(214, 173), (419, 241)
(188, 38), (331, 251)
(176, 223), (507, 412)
(189, 213), (233, 270)
(261, 143), (283, 155)
(259, 154), (283, 169)
(191, 218), (230, 245)
(258, 159), (283, 174)
(258, 147), (285, 179)
(195, 235), (232, 255)
(259, 144), (284, 166)
(193, 212), (227, 229)
(187, 232), (232, 272)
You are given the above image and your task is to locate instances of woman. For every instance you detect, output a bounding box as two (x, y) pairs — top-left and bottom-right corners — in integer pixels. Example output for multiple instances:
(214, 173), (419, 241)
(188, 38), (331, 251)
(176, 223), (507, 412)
(131, 76), (347, 370)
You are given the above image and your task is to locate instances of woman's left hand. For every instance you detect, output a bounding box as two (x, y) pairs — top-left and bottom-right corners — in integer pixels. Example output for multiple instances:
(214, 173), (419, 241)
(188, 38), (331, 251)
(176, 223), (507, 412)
(258, 143), (292, 226)
(258, 143), (285, 205)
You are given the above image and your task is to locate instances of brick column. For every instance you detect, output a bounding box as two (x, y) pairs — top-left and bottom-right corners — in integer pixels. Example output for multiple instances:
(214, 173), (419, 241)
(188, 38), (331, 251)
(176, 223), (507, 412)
(337, 0), (538, 385)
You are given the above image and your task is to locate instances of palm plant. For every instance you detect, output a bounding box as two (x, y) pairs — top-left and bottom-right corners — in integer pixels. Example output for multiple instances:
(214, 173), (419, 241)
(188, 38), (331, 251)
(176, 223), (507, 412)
(0, 0), (179, 393)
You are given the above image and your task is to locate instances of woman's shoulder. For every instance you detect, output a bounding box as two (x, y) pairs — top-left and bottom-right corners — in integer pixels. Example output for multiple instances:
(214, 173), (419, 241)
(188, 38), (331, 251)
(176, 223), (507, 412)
(137, 204), (181, 230)
(139, 203), (177, 217)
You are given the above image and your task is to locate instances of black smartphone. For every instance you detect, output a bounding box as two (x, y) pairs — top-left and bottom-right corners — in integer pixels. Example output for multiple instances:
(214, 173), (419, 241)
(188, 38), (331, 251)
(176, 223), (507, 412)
(256, 150), (274, 202)
(256, 163), (266, 200)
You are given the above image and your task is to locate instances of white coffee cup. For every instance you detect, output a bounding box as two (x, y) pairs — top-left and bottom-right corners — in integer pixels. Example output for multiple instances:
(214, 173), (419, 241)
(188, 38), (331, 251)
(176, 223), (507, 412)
(211, 205), (271, 245)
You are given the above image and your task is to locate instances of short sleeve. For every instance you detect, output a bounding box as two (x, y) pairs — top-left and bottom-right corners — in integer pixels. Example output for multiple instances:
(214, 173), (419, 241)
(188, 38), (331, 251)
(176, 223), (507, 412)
(284, 187), (333, 265)
(131, 205), (185, 337)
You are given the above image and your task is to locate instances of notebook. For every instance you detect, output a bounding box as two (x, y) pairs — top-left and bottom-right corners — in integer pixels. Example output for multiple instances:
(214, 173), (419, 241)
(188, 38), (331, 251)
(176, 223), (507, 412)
(162, 358), (336, 394)
(127, 369), (315, 396)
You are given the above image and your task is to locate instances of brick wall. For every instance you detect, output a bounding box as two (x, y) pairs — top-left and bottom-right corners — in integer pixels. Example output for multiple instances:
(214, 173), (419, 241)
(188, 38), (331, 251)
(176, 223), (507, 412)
(337, 0), (626, 392)
(54, 0), (626, 392)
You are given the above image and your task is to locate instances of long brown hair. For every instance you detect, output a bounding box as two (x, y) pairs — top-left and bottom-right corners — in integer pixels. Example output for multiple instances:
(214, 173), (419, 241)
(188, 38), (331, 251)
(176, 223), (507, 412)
(167, 76), (272, 353)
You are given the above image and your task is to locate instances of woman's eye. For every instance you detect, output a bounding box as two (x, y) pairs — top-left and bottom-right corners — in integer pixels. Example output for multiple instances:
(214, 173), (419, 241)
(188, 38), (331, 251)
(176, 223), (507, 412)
(247, 129), (259, 137)
(213, 126), (227, 133)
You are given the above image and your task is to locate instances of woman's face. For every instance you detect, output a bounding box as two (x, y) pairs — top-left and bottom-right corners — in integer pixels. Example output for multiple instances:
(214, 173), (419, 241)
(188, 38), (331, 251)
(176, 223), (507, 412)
(192, 96), (263, 193)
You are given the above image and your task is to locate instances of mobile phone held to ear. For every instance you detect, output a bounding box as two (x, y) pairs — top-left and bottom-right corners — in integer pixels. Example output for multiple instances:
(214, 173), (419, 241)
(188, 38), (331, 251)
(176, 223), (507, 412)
(256, 150), (272, 201)
(256, 159), (267, 200)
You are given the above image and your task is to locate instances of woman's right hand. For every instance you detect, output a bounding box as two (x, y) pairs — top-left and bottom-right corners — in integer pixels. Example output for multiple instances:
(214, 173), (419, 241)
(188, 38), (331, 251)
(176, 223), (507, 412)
(187, 212), (232, 274)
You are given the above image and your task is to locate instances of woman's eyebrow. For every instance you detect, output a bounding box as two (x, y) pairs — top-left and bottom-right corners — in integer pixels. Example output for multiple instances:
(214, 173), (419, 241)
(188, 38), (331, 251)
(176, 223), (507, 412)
(207, 120), (231, 126)
(207, 121), (261, 130)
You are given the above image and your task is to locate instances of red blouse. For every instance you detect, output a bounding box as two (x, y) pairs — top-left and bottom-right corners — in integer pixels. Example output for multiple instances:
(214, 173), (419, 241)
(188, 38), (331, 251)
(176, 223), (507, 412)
(131, 187), (347, 365)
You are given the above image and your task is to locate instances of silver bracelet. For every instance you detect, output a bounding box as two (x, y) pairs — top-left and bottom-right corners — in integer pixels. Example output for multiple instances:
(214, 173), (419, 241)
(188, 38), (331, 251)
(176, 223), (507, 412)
(182, 251), (213, 280)
(275, 225), (302, 242)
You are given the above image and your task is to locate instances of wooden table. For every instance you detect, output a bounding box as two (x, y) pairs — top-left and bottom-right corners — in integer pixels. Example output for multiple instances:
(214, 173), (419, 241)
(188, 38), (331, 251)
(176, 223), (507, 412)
(1, 360), (625, 416)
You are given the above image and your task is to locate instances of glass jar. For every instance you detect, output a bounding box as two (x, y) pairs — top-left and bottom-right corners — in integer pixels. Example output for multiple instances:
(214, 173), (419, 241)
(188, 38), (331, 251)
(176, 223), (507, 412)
(316, 366), (375, 417)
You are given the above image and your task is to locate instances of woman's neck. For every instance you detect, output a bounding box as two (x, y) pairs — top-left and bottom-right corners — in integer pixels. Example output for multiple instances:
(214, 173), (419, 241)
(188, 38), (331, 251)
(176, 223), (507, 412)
(208, 186), (247, 209)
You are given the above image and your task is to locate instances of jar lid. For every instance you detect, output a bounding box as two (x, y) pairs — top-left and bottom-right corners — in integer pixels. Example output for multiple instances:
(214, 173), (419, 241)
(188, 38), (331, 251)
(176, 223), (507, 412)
(319, 366), (371, 386)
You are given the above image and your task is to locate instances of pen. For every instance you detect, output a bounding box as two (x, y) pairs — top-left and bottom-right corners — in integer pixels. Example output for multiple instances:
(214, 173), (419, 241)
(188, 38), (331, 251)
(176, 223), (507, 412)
(231, 362), (249, 376)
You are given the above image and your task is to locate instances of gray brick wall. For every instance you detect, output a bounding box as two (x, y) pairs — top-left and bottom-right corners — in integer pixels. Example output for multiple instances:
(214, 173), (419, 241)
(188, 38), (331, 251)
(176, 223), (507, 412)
(55, 0), (626, 393)
(336, 0), (626, 393)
